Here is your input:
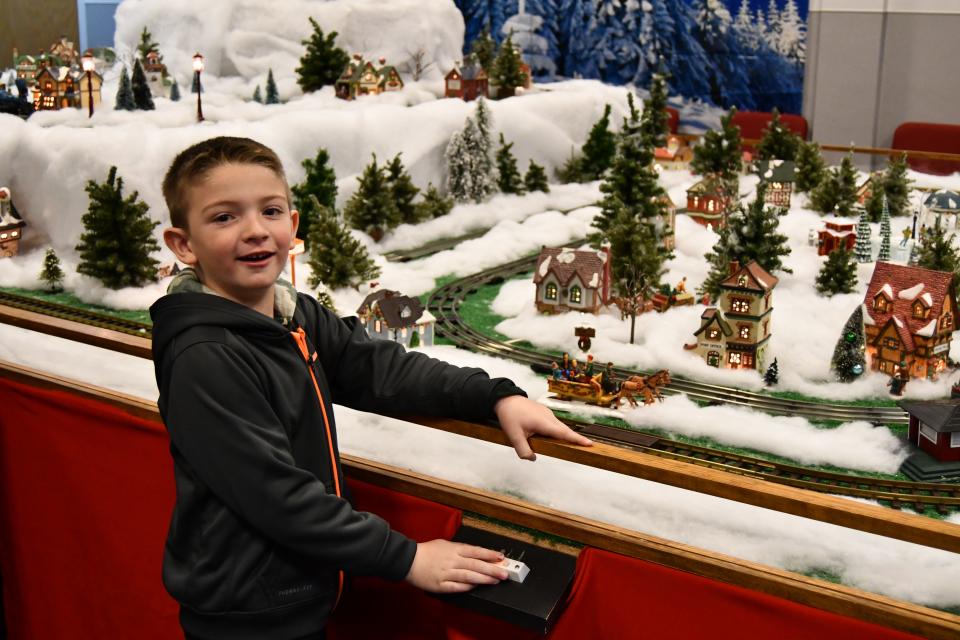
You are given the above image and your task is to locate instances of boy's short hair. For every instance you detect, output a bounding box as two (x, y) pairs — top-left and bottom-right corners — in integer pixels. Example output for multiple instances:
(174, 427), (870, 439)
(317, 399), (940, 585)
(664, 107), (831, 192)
(163, 136), (291, 229)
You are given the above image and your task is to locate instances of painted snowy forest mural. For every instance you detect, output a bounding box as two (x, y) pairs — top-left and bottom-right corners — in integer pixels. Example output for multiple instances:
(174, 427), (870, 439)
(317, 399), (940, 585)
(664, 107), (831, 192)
(455, 0), (807, 114)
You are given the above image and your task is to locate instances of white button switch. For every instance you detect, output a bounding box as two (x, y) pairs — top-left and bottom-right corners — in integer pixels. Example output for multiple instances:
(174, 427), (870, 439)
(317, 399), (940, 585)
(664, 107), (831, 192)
(497, 556), (530, 583)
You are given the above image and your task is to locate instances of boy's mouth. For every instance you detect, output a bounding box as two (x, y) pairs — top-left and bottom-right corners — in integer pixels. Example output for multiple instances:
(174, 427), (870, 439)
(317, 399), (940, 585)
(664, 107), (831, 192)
(238, 251), (275, 264)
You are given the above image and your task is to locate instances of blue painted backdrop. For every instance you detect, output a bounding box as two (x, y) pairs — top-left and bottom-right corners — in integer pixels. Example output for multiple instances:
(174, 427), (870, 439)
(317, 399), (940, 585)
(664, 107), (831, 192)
(454, 0), (808, 114)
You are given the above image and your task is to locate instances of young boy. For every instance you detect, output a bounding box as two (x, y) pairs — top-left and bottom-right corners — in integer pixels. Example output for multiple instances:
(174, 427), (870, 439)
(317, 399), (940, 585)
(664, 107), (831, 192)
(151, 136), (591, 640)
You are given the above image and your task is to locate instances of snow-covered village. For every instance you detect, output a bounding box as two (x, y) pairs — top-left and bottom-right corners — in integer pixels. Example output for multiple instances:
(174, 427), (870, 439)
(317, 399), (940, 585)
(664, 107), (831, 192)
(2, 1), (960, 638)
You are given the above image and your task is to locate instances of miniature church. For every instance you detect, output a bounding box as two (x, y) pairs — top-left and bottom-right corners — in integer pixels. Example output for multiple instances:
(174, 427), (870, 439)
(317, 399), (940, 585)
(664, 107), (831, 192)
(685, 260), (777, 371)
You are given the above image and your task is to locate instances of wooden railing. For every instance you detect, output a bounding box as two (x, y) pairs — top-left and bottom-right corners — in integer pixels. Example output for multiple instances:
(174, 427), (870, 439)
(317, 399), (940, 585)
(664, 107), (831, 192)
(2, 309), (960, 638)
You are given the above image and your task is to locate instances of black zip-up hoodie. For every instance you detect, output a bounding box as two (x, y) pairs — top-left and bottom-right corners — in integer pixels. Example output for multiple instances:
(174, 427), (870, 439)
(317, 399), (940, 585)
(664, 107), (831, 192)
(150, 286), (525, 640)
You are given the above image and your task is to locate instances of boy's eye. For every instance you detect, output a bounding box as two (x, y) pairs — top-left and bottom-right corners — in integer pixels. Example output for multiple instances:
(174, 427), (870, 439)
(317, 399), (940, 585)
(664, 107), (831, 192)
(264, 206), (284, 216)
(213, 213), (234, 223)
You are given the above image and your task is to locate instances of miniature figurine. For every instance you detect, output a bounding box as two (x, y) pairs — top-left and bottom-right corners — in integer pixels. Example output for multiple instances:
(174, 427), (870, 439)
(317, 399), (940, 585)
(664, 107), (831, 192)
(616, 370), (671, 408)
(676, 276), (687, 294)
(887, 363), (909, 396)
(551, 362), (563, 380)
(583, 354), (596, 378)
(900, 226), (912, 246)
(600, 362), (617, 393)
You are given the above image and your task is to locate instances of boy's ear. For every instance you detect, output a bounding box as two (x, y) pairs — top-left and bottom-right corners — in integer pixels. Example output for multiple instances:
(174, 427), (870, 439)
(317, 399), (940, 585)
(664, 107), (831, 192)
(163, 227), (198, 266)
(289, 209), (300, 247)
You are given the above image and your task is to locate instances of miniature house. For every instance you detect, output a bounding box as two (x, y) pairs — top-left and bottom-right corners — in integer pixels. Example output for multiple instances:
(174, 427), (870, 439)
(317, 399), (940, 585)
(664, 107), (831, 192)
(444, 58), (488, 101)
(657, 194), (677, 251)
(919, 190), (960, 231)
(356, 289), (435, 348)
(13, 52), (38, 86)
(336, 55), (404, 101)
(0, 188), (26, 258)
(817, 220), (856, 256)
(685, 260), (778, 371)
(861, 262), (957, 380)
(855, 172), (882, 208)
(33, 66), (81, 110)
(48, 35), (78, 67)
(899, 399), (960, 463)
(143, 50), (167, 97)
(533, 246), (611, 314)
(755, 160), (795, 208)
(654, 136), (694, 171)
(680, 176), (731, 229)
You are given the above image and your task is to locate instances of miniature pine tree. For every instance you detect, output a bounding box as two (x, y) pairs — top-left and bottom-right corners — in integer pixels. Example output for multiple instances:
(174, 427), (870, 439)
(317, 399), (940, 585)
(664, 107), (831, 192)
(131, 59), (155, 110)
(831, 306), (867, 382)
(854, 208), (874, 263)
(916, 216), (960, 274)
(763, 358), (779, 386)
(469, 26), (496, 71)
(39, 248), (65, 292)
(794, 140), (825, 193)
(524, 159), (549, 193)
(343, 154), (400, 241)
(496, 133), (525, 194)
(882, 153), (912, 217)
(639, 73), (670, 150)
(579, 104), (617, 181)
(296, 17), (350, 93)
(306, 198), (380, 290)
(815, 245), (858, 296)
(169, 79), (181, 102)
(415, 183), (454, 219)
(385, 153), (421, 223)
(810, 152), (858, 215)
(490, 33), (523, 98)
(76, 166), (160, 289)
(265, 69), (280, 104)
(864, 174), (885, 222)
(291, 147), (338, 241)
(755, 109), (800, 161)
(252, 85), (263, 103)
(115, 67), (136, 111)
(877, 196), (892, 261)
(691, 107), (742, 198)
(136, 27), (160, 61)
(445, 109), (496, 203)
(314, 287), (338, 314)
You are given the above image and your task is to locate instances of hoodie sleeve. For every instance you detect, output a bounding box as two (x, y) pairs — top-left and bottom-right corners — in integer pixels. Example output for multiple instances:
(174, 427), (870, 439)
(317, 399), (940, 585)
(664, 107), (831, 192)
(311, 301), (527, 420)
(162, 340), (417, 580)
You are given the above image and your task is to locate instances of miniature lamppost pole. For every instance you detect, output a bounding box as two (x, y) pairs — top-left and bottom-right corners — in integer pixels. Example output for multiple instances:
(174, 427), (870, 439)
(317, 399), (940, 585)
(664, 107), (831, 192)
(192, 52), (205, 122)
(81, 50), (95, 118)
(288, 238), (305, 287)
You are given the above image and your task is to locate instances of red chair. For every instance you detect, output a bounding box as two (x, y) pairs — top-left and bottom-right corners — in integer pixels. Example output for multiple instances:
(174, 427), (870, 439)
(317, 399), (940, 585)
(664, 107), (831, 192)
(732, 110), (809, 150)
(666, 107), (679, 134)
(892, 122), (960, 175)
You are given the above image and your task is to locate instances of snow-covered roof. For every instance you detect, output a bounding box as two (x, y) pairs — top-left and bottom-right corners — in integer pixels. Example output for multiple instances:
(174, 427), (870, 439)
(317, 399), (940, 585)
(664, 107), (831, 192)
(921, 292), (933, 306)
(917, 319), (938, 337)
(878, 283), (894, 299)
(924, 190), (960, 213)
(861, 304), (875, 325)
(897, 283), (924, 300)
(538, 255), (552, 277)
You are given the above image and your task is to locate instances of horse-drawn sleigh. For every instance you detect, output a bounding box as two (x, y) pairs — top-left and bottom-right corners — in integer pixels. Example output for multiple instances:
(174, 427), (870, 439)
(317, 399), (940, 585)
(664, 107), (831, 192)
(547, 368), (671, 409)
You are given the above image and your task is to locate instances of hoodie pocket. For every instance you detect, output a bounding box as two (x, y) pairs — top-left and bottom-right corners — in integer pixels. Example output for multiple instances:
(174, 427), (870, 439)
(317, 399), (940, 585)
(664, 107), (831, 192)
(257, 548), (335, 609)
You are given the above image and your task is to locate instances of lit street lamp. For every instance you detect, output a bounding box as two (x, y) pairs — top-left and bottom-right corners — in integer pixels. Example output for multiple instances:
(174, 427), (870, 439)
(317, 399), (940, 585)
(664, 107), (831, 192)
(192, 52), (205, 122)
(81, 50), (95, 118)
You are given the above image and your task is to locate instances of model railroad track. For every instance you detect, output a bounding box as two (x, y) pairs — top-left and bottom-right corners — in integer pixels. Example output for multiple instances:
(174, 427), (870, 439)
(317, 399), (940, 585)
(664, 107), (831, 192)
(563, 417), (960, 514)
(0, 291), (152, 337)
(426, 257), (908, 426)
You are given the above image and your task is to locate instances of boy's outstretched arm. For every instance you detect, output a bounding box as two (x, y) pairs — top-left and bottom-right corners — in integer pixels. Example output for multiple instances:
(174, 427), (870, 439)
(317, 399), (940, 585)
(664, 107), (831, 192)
(494, 395), (593, 461)
(405, 540), (508, 593)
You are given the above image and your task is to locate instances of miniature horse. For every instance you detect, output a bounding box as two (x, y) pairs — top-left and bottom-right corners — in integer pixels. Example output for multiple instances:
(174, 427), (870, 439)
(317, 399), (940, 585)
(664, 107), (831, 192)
(617, 370), (671, 408)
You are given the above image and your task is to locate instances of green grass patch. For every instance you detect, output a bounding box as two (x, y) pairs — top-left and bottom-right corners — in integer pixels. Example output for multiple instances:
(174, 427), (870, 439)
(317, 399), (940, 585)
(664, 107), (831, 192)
(1, 286), (152, 325)
(456, 279), (512, 342)
(466, 511), (583, 550)
(768, 388), (899, 408)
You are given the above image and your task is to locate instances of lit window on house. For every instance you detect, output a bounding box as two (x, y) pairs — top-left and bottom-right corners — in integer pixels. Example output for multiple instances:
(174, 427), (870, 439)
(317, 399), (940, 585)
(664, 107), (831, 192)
(706, 329), (720, 340)
(731, 298), (749, 313)
(707, 351), (720, 367)
(374, 320), (381, 333)
(875, 296), (888, 312)
(728, 352), (742, 365)
(570, 286), (582, 304)
(943, 314), (954, 331)
(738, 275), (747, 286)
(739, 325), (751, 340)
(884, 338), (899, 348)
(545, 283), (557, 300)
(913, 304), (925, 319)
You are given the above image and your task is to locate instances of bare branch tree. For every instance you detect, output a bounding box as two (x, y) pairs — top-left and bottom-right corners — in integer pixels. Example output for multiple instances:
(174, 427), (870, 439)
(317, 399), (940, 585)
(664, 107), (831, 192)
(403, 46), (435, 81)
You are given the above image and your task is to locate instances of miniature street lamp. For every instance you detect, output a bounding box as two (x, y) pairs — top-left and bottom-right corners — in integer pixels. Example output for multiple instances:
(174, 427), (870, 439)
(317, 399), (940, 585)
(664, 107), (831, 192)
(288, 238), (305, 287)
(192, 52), (205, 122)
(81, 50), (95, 118)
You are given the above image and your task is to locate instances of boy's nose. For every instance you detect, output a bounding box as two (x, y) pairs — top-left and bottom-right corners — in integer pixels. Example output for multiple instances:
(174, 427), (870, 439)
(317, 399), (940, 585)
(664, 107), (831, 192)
(241, 213), (270, 239)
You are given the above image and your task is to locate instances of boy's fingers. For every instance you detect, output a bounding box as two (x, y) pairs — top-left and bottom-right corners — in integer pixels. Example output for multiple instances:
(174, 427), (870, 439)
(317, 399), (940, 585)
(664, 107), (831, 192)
(439, 581), (476, 593)
(458, 544), (503, 562)
(448, 568), (504, 585)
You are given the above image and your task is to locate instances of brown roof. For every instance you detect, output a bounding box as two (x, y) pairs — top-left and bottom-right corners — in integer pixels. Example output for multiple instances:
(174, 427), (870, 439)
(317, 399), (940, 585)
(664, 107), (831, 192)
(720, 261), (778, 292)
(356, 289), (424, 329)
(533, 247), (607, 289)
(693, 308), (733, 337)
(356, 289), (394, 316)
(863, 262), (955, 348)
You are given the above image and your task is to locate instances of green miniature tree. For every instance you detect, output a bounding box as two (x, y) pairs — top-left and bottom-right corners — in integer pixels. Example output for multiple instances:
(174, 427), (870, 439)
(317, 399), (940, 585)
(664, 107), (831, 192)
(115, 66), (135, 111)
(306, 197), (380, 290)
(445, 102), (496, 203)
(916, 216), (960, 274)
(524, 159), (549, 193)
(495, 133), (525, 194)
(794, 140), (825, 193)
(755, 109), (800, 161)
(76, 166), (160, 289)
(638, 73), (670, 150)
(469, 26), (496, 71)
(136, 27), (160, 61)
(810, 152), (858, 215)
(296, 17), (350, 93)
(39, 248), (65, 292)
(169, 79), (181, 102)
(763, 358), (779, 386)
(343, 154), (400, 241)
(815, 245), (858, 296)
(864, 174), (885, 222)
(691, 107), (742, 198)
(831, 306), (867, 382)
(130, 59), (155, 110)
(252, 85), (263, 103)
(580, 104), (617, 181)
(265, 69), (280, 104)
(314, 287), (338, 314)
(385, 153), (421, 223)
(291, 147), (338, 241)
(415, 183), (454, 219)
(854, 208), (873, 263)
(880, 153), (912, 217)
(877, 197), (892, 261)
(490, 33), (523, 98)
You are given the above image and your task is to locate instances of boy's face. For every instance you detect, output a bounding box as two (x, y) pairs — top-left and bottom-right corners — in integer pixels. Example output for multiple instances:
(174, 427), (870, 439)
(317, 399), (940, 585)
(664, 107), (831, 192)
(163, 163), (299, 314)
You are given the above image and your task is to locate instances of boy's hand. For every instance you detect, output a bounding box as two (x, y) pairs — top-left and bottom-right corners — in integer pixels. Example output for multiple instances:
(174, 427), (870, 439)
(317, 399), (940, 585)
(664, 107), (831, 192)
(405, 539), (508, 593)
(494, 395), (593, 461)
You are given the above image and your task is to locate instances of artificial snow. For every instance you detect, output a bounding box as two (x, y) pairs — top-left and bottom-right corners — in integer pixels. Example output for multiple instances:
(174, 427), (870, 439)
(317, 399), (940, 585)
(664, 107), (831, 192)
(917, 319), (938, 338)
(898, 283), (924, 300)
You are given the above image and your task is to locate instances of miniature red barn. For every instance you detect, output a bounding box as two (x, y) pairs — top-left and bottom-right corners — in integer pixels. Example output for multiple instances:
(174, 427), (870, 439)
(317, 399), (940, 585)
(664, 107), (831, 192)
(899, 400), (960, 462)
(681, 178), (729, 229)
(818, 221), (856, 256)
(444, 59), (488, 101)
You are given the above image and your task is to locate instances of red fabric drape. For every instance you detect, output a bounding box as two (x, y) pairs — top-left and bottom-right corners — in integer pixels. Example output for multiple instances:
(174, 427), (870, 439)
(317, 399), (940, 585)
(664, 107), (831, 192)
(733, 110), (810, 151)
(892, 122), (960, 175)
(0, 377), (927, 640)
